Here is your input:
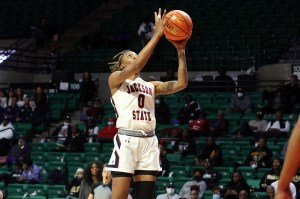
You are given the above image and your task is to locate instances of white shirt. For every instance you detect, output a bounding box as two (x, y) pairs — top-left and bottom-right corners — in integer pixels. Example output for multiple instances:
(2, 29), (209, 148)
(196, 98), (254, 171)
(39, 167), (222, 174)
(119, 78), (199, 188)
(265, 120), (290, 132)
(0, 122), (14, 139)
(156, 193), (181, 199)
(271, 180), (296, 199)
(0, 97), (7, 108)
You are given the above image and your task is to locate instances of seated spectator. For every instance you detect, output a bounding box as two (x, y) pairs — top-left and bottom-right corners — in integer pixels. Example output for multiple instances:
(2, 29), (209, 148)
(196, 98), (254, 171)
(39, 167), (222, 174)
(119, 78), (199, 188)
(31, 86), (48, 127)
(98, 117), (117, 139)
(55, 126), (85, 152)
(158, 141), (169, 177)
(202, 158), (222, 190)
(0, 89), (7, 109)
(236, 110), (268, 139)
(0, 189), (7, 199)
(16, 96), (33, 123)
(238, 190), (249, 199)
(173, 128), (196, 157)
(271, 180), (296, 199)
(155, 95), (171, 124)
(65, 168), (83, 198)
(0, 160), (23, 186)
(261, 185), (275, 199)
(260, 158), (282, 191)
(224, 171), (250, 198)
(51, 115), (72, 141)
(15, 87), (27, 107)
(214, 67), (236, 92)
(6, 88), (15, 107)
(179, 168), (207, 199)
(0, 116), (14, 157)
(17, 157), (41, 184)
(188, 111), (210, 137)
(4, 96), (19, 122)
(177, 95), (200, 124)
(281, 74), (300, 113)
(197, 136), (223, 167)
(209, 111), (229, 137)
(212, 186), (223, 199)
(226, 88), (252, 115)
(156, 183), (180, 199)
(83, 98), (104, 123)
(265, 111), (291, 139)
(6, 135), (31, 166)
(87, 163), (112, 199)
(189, 185), (200, 199)
(244, 137), (273, 169)
(83, 117), (99, 142)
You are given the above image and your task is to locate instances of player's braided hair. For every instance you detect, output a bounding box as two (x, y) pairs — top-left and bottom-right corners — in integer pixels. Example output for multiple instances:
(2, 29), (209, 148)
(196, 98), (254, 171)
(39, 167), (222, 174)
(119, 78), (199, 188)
(108, 50), (131, 73)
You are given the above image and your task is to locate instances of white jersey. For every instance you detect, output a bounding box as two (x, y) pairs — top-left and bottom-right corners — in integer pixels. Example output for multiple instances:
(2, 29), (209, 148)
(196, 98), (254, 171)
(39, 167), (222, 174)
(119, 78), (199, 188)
(111, 77), (156, 132)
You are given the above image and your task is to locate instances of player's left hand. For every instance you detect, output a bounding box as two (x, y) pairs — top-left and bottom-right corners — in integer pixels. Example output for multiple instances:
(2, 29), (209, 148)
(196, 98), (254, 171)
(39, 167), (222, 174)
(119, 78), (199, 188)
(167, 33), (191, 49)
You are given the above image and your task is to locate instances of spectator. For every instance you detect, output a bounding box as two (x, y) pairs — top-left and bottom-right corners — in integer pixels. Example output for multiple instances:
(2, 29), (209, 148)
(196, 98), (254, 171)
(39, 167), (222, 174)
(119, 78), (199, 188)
(0, 89), (7, 109)
(4, 96), (19, 122)
(16, 96), (33, 123)
(6, 135), (31, 166)
(212, 186), (223, 199)
(155, 95), (171, 124)
(51, 115), (72, 141)
(98, 117), (118, 139)
(271, 180), (296, 199)
(79, 72), (96, 108)
(224, 171), (250, 197)
(31, 86), (48, 126)
(55, 126), (85, 152)
(214, 67), (236, 92)
(137, 16), (155, 47)
(244, 137), (273, 169)
(281, 74), (300, 113)
(88, 164), (112, 199)
(291, 169), (300, 199)
(197, 136), (223, 167)
(177, 95), (200, 124)
(158, 141), (169, 177)
(188, 111), (210, 137)
(0, 189), (7, 199)
(65, 168), (83, 198)
(238, 190), (249, 199)
(0, 160), (23, 186)
(6, 88), (15, 107)
(237, 110), (268, 139)
(226, 88), (252, 115)
(84, 117), (99, 142)
(17, 157), (41, 184)
(0, 116), (14, 157)
(15, 88), (27, 107)
(160, 68), (177, 81)
(189, 185), (200, 199)
(260, 158), (282, 191)
(265, 111), (291, 139)
(261, 185), (275, 199)
(173, 128), (196, 156)
(179, 168), (207, 199)
(84, 98), (104, 123)
(156, 183), (180, 199)
(209, 111), (229, 137)
(79, 161), (102, 199)
(202, 158), (222, 190)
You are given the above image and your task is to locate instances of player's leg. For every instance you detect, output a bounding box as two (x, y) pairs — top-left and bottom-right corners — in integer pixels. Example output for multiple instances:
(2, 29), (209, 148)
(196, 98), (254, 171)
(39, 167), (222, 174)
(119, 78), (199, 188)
(133, 171), (157, 199)
(111, 172), (132, 199)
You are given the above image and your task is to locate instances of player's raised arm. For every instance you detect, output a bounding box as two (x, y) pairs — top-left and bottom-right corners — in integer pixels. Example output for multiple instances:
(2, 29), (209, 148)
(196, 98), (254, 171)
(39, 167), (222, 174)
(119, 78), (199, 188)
(109, 8), (167, 89)
(275, 116), (300, 199)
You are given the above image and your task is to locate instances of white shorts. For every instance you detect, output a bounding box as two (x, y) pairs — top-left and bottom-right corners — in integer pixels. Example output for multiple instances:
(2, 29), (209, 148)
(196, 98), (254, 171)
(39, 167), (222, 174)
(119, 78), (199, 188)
(106, 133), (161, 174)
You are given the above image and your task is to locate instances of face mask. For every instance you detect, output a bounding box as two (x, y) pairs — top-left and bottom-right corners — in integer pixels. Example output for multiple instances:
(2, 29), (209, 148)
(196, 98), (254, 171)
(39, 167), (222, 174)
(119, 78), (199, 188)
(166, 188), (175, 195)
(193, 176), (202, 182)
(213, 194), (221, 199)
(107, 122), (114, 126)
(237, 92), (243, 97)
(155, 99), (160, 104)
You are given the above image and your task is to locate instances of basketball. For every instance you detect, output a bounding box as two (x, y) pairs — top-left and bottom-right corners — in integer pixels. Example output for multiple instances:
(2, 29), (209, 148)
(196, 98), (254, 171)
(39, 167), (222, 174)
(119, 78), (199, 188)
(163, 10), (193, 41)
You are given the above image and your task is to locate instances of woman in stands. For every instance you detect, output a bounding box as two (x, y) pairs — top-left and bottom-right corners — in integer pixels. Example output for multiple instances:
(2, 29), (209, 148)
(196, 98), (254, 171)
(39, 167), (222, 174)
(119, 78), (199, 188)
(106, 8), (190, 199)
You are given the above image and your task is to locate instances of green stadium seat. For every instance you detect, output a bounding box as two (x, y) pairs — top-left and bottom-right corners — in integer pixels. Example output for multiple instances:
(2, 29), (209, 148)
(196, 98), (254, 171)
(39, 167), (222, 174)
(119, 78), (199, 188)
(236, 166), (256, 179)
(85, 152), (103, 163)
(173, 177), (191, 189)
(27, 184), (48, 196)
(214, 167), (234, 179)
(84, 142), (100, 153)
(47, 185), (66, 198)
(7, 184), (27, 196)
(156, 176), (172, 190)
(169, 165), (190, 177)
(166, 154), (182, 166)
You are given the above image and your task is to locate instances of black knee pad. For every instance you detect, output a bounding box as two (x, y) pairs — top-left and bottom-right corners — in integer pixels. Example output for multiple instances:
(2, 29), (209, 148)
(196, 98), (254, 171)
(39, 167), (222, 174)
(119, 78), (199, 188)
(134, 181), (156, 199)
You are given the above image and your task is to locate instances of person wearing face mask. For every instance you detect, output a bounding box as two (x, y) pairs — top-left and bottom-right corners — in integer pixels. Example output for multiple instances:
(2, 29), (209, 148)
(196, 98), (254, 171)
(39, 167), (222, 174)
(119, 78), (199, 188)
(226, 88), (252, 115)
(211, 186), (222, 199)
(51, 115), (72, 141)
(179, 168), (207, 199)
(155, 95), (171, 125)
(65, 168), (84, 198)
(98, 117), (118, 140)
(156, 183), (180, 199)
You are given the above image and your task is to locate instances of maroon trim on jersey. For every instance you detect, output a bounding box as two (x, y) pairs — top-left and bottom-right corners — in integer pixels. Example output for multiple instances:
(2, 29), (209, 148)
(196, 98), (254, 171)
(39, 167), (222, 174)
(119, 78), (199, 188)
(116, 134), (121, 149)
(110, 97), (119, 118)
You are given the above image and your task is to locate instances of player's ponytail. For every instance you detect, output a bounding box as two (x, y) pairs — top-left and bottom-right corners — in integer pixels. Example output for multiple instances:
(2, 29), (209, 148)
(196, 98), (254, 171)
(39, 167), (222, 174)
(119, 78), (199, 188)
(108, 50), (131, 73)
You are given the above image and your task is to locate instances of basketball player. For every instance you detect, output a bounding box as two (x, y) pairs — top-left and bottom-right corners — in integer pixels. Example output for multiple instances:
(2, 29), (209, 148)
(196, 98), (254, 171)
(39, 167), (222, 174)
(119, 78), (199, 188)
(106, 8), (190, 199)
(275, 116), (300, 199)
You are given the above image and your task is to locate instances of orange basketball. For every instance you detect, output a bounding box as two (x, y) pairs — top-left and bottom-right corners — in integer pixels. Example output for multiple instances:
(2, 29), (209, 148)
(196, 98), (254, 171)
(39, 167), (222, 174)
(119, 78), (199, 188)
(163, 10), (193, 41)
